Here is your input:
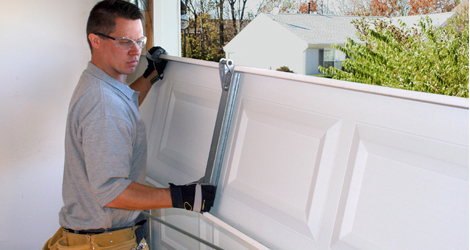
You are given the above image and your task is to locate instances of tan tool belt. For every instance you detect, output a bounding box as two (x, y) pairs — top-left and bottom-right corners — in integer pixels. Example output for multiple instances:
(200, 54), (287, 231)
(43, 226), (147, 250)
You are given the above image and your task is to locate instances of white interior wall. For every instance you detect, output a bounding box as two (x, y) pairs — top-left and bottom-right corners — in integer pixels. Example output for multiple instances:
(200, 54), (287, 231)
(0, 0), (104, 248)
(0, 0), (181, 248)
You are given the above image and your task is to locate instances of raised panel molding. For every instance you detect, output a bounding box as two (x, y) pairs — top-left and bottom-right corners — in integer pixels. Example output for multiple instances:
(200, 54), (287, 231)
(332, 124), (469, 250)
(220, 96), (341, 243)
(147, 79), (220, 184)
(157, 81), (219, 177)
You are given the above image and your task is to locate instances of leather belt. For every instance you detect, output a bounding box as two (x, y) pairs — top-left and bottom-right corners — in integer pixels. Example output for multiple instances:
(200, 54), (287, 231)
(64, 219), (148, 243)
(64, 226), (129, 234)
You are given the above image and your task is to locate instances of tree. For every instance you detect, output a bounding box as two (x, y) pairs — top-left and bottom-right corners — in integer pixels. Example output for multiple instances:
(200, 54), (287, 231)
(228, 0), (249, 37)
(319, 9), (469, 97)
(369, 0), (408, 17)
(182, 0), (253, 62)
(218, 0), (225, 55)
(408, 0), (458, 15)
(342, 0), (458, 17)
(299, 0), (321, 14)
(256, 0), (299, 14)
(343, 0), (408, 17)
(342, 0), (373, 16)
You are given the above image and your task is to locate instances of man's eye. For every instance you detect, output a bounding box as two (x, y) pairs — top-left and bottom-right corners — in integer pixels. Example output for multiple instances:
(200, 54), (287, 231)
(119, 40), (133, 46)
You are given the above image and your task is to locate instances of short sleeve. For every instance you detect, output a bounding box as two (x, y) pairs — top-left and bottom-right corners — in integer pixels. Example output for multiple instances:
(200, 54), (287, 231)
(81, 115), (134, 207)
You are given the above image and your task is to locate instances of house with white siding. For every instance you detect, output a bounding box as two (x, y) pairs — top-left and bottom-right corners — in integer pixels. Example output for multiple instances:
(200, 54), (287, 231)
(224, 12), (455, 75)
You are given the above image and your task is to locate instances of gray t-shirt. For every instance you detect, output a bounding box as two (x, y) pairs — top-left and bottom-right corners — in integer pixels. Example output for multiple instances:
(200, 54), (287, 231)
(59, 62), (147, 230)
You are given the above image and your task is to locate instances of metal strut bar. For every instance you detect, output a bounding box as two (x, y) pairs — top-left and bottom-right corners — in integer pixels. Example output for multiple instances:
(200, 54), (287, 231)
(142, 211), (224, 250)
(202, 59), (240, 185)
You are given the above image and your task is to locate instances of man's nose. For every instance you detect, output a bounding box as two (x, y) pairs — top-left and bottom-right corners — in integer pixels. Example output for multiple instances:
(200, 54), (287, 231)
(129, 42), (141, 54)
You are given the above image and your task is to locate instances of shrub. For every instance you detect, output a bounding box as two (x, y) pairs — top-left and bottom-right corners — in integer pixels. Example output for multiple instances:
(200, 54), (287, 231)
(319, 10), (469, 98)
(276, 66), (294, 73)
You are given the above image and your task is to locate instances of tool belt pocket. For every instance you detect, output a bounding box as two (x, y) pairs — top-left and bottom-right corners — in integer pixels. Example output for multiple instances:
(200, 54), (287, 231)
(44, 227), (145, 250)
(87, 226), (140, 250)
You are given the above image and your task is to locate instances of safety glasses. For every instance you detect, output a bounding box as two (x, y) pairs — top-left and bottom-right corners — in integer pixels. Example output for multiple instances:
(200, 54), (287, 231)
(94, 32), (147, 50)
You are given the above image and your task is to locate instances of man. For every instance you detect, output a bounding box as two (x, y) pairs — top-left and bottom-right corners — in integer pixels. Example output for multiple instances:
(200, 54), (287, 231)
(43, 1), (215, 249)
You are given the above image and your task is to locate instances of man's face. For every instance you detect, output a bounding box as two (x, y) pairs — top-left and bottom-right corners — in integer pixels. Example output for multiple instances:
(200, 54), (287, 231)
(100, 17), (144, 79)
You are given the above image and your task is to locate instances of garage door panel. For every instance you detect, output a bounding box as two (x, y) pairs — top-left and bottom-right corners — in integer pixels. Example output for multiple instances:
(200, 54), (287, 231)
(143, 57), (469, 249)
(146, 61), (221, 185)
(332, 123), (469, 250)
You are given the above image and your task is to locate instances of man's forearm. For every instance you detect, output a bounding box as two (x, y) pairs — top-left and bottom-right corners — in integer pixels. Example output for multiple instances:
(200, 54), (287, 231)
(129, 69), (158, 106)
(104, 181), (172, 210)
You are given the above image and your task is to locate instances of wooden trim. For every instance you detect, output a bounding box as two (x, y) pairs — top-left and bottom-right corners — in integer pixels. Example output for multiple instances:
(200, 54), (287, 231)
(145, 0), (153, 50)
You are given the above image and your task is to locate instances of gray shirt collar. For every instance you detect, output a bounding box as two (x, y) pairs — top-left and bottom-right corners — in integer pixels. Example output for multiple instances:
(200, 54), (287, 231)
(85, 61), (138, 103)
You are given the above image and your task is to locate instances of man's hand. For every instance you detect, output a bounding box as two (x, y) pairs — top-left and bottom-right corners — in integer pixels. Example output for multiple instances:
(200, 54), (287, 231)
(169, 182), (216, 213)
(143, 46), (168, 83)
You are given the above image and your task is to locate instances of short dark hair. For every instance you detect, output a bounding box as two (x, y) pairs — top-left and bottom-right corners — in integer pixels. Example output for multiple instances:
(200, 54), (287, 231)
(86, 0), (144, 49)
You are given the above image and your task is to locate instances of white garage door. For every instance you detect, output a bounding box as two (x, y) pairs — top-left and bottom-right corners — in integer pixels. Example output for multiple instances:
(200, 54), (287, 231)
(141, 56), (469, 250)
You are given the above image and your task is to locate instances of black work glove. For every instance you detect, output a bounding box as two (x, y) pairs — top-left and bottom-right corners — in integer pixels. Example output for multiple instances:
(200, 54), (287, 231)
(143, 46), (168, 84)
(169, 182), (216, 213)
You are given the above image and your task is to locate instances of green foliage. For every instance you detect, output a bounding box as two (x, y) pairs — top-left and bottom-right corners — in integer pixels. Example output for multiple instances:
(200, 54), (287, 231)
(319, 10), (469, 97)
(276, 66), (294, 73)
(181, 0), (253, 62)
(182, 13), (227, 62)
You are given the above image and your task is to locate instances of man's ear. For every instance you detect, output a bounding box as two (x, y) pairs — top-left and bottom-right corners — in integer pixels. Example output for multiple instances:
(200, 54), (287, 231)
(88, 33), (101, 49)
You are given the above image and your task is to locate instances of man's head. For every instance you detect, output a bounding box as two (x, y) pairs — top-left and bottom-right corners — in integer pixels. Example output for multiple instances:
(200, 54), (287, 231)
(86, 0), (143, 50)
(87, 0), (145, 82)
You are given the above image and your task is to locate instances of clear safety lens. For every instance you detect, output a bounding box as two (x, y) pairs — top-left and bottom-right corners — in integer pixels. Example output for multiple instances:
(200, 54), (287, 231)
(115, 37), (147, 50)
(94, 33), (146, 50)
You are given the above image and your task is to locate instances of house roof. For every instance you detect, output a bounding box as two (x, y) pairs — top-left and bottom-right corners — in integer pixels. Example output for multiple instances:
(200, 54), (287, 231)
(389, 12), (455, 28)
(263, 13), (365, 45)
(261, 12), (455, 45)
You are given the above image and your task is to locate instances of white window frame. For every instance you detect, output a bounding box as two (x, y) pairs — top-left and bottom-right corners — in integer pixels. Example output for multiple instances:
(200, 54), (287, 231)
(323, 48), (346, 70)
